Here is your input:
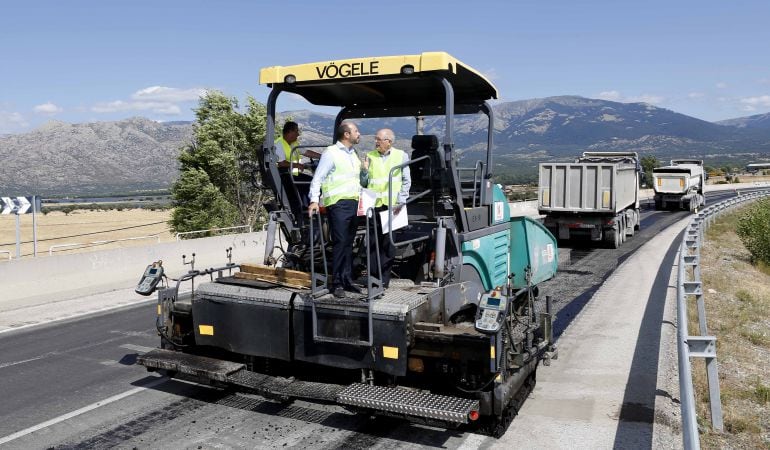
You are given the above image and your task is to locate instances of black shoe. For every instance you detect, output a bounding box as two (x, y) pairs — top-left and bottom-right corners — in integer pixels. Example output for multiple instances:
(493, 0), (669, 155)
(333, 287), (346, 298)
(343, 285), (362, 294)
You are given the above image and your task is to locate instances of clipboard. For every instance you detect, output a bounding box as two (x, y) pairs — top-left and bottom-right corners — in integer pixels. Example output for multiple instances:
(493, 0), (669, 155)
(380, 205), (407, 234)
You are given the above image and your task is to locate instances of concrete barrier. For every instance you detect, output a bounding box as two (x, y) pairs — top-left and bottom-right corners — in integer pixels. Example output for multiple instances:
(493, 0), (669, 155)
(509, 200), (540, 217)
(0, 231), (268, 312)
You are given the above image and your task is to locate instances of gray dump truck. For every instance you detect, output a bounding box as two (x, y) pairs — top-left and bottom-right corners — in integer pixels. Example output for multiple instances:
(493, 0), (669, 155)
(538, 152), (641, 249)
(652, 159), (705, 212)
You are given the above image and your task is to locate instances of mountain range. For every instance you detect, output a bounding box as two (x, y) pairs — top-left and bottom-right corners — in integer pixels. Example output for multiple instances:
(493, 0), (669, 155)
(2, 96), (770, 195)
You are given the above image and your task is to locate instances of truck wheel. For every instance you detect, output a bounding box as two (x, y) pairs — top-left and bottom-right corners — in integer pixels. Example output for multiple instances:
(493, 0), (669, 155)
(626, 216), (635, 237)
(620, 217), (627, 243)
(654, 201), (661, 211)
(604, 229), (620, 249)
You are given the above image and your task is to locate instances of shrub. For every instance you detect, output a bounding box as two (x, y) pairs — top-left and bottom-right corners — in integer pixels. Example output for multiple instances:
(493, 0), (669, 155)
(736, 198), (770, 265)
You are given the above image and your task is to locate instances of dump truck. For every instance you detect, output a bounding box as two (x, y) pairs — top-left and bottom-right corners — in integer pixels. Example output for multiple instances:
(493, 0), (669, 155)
(136, 52), (559, 437)
(652, 159), (705, 211)
(538, 152), (641, 249)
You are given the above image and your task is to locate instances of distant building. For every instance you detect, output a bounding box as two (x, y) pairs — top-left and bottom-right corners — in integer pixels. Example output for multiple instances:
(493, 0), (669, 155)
(746, 163), (770, 173)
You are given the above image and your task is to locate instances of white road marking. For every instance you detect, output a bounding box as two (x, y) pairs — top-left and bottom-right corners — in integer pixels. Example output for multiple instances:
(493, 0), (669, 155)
(119, 344), (155, 353)
(0, 377), (167, 445)
(0, 299), (155, 336)
(0, 356), (47, 369)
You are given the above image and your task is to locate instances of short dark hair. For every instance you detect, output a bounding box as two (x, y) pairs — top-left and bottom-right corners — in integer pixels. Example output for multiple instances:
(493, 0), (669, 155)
(282, 121), (299, 135)
(336, 121), (354, 141)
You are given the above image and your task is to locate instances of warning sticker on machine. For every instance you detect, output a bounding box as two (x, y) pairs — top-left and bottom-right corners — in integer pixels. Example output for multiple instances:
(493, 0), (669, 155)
(494, 202), (504, 222)
(542, 244), (555, 263)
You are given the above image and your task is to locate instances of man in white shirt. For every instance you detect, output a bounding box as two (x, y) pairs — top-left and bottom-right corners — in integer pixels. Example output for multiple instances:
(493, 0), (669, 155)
(308, 121), (363, 298)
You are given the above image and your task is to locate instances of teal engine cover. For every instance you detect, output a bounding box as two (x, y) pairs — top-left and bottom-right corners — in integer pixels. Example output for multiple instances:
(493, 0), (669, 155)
(460, 185), (558, 290)
(508, 216), (558, 288)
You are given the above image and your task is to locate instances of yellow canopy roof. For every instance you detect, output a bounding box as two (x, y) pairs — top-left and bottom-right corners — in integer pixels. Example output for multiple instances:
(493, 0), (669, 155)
(259, 52), (498, 112)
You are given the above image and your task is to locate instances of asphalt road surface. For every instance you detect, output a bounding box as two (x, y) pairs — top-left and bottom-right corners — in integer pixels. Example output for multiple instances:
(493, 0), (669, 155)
(0, 191), (737, 448)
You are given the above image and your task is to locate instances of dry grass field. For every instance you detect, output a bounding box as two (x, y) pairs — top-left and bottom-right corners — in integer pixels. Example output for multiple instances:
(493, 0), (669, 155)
(0, 209), (175, 260)
(695, 205), (770, 449)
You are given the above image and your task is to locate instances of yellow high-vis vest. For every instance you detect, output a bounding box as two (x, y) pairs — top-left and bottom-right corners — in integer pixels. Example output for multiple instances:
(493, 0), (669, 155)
(366, 148), (404, 207)
(275, 137), (300, 175)
(321, 145), (361, 207)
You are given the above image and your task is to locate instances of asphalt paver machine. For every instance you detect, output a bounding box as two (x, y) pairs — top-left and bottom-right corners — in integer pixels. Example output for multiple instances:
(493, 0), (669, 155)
(138, 52), (559, 436)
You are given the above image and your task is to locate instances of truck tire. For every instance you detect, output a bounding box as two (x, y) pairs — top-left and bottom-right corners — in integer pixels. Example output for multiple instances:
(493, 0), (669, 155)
(633, 210), (641, 231)
(626, 215), (635, 237)
(619, 217), (626, 244)
(654, 200), (661, 211)
(604, 228), (620, 249)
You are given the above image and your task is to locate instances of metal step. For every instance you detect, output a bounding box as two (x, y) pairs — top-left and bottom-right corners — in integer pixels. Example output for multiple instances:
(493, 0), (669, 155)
(139, 348), (479, 425)
(137, 348), (244, 382)
(337, 383), (479, 425)
(227, 369), (345, 402)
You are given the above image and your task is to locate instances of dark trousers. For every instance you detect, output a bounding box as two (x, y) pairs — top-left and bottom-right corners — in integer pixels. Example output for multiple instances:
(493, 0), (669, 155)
(368, 205), (396, 288)
(327, 199), (358, 289)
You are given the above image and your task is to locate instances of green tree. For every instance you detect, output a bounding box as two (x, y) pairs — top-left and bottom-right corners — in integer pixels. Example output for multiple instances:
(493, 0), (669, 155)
(736, 198), (770, 265)
(170, 168), (240, 233)
(640, 155), (659, 187)
(171, 91), (270, 234)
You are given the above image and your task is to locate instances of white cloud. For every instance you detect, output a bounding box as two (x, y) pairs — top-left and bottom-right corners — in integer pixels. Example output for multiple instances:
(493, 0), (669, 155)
(597, 90), (622, 101)
(715, 82), (728, 89)
(90, 85), (207, 116)
(0, 111), (29, 134)
(596, 90), (664, 104)
(91, 100), (181, 115)
(33, 102), (63, 115)
(688, 92), (705, 99)
(131, 86), (207, 102)
(630, 94), (664, 104)
(739, 95), (770, 107)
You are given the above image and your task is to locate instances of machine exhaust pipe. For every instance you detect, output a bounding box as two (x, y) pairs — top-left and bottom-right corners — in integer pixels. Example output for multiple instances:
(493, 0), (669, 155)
(434, 219), (446, 279)
(263, 213), (277, 265)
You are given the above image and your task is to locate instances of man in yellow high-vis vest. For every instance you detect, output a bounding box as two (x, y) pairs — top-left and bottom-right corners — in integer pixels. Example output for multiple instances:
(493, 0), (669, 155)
(274, 121), (321, 174)
(308, 121), (363, 298)
(361, 128), (411, 289)
(275, 121), (321, 214)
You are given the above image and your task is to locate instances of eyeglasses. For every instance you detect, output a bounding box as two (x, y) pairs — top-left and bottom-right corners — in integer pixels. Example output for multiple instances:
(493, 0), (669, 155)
(374, 137), (391, 142)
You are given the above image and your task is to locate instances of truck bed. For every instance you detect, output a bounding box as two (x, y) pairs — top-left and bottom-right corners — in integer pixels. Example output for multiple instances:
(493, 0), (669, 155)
(538, 161), (637, 214)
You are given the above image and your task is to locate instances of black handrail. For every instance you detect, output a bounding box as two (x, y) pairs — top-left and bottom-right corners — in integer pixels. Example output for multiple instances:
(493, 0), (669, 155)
(386, 155), (432, 248)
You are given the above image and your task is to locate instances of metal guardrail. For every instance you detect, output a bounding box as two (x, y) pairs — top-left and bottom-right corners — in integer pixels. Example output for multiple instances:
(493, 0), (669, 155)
(677, 188), (770, 449)
(48, 235), (161, 255)
(175, 225), (253, 241)
(0, 250), (10, 261)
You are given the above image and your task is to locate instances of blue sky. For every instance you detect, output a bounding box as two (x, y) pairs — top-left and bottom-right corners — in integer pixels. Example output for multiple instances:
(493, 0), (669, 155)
(2, 0), (770, 134)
